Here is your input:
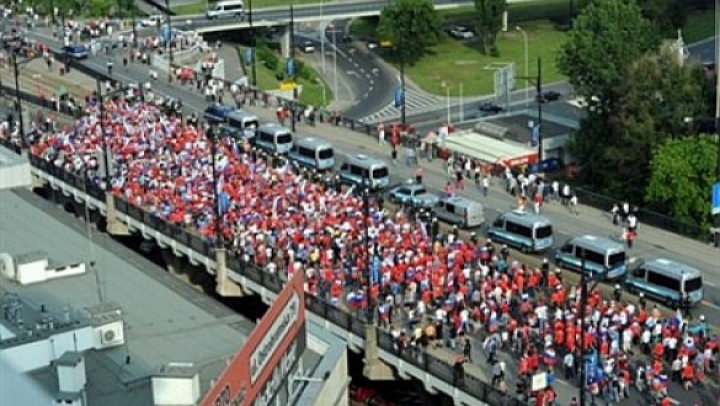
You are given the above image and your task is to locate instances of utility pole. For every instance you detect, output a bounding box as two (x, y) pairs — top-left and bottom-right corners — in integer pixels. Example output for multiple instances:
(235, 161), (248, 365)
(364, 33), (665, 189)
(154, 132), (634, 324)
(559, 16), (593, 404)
(578, 249), (587, 406)
(11, 53), (25, 148)
(248, 0), (257, 87)
(131, 0), (138, 49)
(50, 0), (55, 25)
(164, 0), (174, 82)
(209, 124), (224, 248)
(400, 53), (406, 125)
(517, 57), (544, 163)
(289, 3), (297, 132)
(96, 79), (110, 184)
(714, 0), (720, 236)
(363, 187), (374, 323)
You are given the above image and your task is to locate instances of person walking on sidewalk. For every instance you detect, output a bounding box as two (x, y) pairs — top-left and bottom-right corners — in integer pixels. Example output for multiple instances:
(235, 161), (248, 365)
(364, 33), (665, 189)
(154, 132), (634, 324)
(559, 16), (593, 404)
(415, 167), (423, 184)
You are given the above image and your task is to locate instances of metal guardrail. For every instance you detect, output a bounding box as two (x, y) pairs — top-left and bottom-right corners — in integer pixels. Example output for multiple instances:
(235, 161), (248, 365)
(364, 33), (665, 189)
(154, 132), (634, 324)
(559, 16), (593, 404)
(26, 155), (531, 406)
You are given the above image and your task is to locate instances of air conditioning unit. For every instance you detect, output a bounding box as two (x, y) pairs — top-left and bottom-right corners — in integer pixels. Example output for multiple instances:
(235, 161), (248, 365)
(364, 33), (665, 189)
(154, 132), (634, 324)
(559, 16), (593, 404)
(97, 322), (125, 349)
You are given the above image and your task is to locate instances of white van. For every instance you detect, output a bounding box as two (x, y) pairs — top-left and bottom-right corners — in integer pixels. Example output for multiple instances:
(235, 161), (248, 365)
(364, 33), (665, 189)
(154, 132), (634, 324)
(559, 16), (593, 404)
(625, 258), (703, 308)
(487, 210), (554, 253)
(227, 109), (259, 137)
(206, 0), (245, 19)
(432, 195), (485, 229)
(338, 154), (390, 190)
(288, 138), (335, 171)
(255, 123), (293, 154)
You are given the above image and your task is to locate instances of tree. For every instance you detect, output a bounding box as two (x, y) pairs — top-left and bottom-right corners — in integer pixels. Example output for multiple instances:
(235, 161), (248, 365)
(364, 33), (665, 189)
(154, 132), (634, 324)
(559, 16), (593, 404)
(599, 49), (710, 198)
(557, 0), (658, 116)
(474, 0), (506, 55)
(377, 0), (442, 65)
(645, 135), (718, 229)
(640, 0), (687, 36)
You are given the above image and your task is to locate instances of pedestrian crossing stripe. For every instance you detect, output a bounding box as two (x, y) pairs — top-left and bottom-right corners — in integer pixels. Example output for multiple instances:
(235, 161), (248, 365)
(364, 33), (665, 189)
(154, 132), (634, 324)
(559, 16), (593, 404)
(359, 88), (440, 123)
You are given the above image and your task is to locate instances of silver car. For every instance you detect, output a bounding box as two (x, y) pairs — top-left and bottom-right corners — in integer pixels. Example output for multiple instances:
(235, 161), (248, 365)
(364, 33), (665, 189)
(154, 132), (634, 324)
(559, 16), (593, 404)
(388, 183), (440, 209)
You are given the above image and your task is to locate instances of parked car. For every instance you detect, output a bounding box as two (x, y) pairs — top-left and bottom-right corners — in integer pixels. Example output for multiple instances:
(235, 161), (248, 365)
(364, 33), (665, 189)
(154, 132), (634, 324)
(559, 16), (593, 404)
(475, 101), (503, 118)
(142, 15), (165, 27)
(536, 90), (561, 103)
(62, 44), (89, 60)
(449, 25), (474, 39)
(387, 182), (439, 209)
(299, 40), (315, 53)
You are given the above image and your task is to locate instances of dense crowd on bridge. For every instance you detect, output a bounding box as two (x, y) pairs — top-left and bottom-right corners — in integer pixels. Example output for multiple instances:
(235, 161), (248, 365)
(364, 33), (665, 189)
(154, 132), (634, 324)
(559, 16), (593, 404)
(26, 93), (720, 406)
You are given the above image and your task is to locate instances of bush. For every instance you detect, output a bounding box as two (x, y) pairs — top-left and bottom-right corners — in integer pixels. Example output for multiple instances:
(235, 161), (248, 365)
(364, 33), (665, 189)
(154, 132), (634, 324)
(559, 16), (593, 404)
(257, 45), (279, 72)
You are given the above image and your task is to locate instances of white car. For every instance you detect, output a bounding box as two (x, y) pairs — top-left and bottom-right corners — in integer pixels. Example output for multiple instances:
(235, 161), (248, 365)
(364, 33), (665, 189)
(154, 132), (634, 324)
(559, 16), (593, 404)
(299, 41), (315, 53)
(449, 26), (474, 39)
(142, 15), (165, 27)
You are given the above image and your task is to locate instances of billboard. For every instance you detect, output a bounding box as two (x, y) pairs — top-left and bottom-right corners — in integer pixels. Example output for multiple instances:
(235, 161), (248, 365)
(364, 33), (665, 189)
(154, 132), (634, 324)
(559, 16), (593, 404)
(201, 272), (306, 406)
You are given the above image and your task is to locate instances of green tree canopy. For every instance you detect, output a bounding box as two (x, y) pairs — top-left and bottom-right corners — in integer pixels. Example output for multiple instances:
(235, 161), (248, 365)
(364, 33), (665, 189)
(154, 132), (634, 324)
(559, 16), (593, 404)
(378, 0), (442, 65)
(473, 0), (506, 55)
(640, 0), (687, 35)
(645, 135), (719, 229)
(598, 49), (710, 198)
(557, 0), (658, 116)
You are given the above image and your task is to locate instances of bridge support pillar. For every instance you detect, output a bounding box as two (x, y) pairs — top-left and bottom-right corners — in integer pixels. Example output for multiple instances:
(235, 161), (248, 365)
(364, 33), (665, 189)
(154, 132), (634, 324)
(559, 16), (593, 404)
(105, 194), (129, 236)
(362, 325), (394, 381)
(280, 24), (291, 59)
(215, 248), (244, 297)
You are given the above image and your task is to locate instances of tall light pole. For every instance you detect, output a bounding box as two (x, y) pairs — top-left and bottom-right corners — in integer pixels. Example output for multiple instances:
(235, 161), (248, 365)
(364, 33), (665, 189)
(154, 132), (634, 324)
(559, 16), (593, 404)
(248, 0), (257, 87)
(320, 1), (326, 75)
(331, 23), (338, 105)
(289, 3), (297, 131)
(11, 53), (25, 147)
(164, 0), (174, 82)
(516, 26), (529, 109)
(714, 0), (720, 242)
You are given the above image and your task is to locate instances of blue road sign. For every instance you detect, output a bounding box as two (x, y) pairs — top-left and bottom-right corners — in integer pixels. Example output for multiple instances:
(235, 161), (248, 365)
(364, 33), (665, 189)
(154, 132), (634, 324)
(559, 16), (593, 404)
(160, 25), (172, 43)
(245, 48), (253, 65)
(286, 58), (295, 77)
(530, 124), (540, 146)
(712, 182), (720, 215)
(393, 86), (404, 108)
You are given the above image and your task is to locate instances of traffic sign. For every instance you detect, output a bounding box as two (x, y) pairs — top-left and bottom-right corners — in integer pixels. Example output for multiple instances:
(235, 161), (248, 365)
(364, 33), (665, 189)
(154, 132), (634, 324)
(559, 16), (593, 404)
(286, 58), (296, 78)
(393, 86), (404, 108)
(712, 182), (720, 215)
(245, 48), (254, 65)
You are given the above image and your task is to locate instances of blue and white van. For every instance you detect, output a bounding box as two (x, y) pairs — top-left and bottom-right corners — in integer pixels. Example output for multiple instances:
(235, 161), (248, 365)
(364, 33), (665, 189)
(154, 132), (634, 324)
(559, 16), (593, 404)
(288, 137), (335, 171)
(338, 154), (390, 191)
(255, 123), (293, 155)
(554, 235), (627, 280)
(487, 210), (554, 253)
(625, 258), (703, 308)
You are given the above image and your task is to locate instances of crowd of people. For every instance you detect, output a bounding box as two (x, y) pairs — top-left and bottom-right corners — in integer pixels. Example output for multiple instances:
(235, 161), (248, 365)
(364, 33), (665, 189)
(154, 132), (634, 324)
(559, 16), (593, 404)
(25, 95), (720, 406)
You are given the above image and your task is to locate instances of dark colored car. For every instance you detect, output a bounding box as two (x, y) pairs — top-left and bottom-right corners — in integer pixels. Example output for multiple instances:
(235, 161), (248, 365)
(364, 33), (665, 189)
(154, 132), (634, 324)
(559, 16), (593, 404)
(536, 90), (561, 103)
(475, 101), (503, 117)
(203, 104), (235, 124)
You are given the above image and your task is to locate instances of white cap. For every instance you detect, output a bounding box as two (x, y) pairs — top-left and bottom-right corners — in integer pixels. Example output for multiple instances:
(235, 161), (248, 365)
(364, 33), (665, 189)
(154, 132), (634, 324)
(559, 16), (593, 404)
(700, 315), (705, 321)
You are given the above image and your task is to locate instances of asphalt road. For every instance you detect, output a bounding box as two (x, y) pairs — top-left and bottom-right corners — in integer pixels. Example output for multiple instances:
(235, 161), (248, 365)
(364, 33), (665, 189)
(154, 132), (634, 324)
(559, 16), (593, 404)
(22, 28), (720, 406)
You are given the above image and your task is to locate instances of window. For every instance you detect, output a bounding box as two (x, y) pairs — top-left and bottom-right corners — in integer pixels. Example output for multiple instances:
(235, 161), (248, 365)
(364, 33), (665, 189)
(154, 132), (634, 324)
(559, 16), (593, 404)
(341, 164), (348, 171)
(633, 267), (646, 278)
(647, 272), (680, 291)
(318, 148), (333, 159)
(583, 250), (605, 266)
(246, 120), (258, 129)
(298, 146), (314, 158)
(228, 117), (243, 129)
(276, 133), (292, 144)
(258, 131), (273, 143)
(350, 165), (364, 176)
(608, 252), (626, 268)
(493, 217), (504, 228)
(397, 188), (410, 196)
(444, 203), (456, 213)
(414, 187), (427, 195)
(535, 225), (552, 239)
(372, 167), (388, 179)
(226, 4), (243, 11)
(506, 221), (532, 238)
(561, 244), (574, 254)
(684, 277), (702, 292)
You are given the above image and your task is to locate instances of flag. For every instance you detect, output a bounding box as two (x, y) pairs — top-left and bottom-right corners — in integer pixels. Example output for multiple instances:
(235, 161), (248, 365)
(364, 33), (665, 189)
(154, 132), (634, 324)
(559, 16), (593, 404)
(218, 191), (230, 215)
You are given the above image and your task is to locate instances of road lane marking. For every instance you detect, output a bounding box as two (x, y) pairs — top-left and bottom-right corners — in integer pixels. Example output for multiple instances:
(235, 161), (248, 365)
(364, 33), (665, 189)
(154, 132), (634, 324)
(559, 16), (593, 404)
(704, 281), (717, 287)
(702, 300), (720, 310)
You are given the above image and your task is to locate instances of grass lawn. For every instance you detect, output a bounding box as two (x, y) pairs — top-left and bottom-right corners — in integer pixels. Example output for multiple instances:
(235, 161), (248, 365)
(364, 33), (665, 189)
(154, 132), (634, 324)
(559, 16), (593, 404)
(174, 0), (330, 15)
(440, 0), (573, 26)
(683, 9), (715, 44)
(403, 22), (565, 96)
(237, 47), (334, 107)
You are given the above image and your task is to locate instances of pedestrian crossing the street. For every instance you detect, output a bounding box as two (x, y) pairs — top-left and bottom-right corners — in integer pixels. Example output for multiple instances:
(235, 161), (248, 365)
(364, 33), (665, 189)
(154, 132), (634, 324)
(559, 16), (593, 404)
(358, 88), (440, 124)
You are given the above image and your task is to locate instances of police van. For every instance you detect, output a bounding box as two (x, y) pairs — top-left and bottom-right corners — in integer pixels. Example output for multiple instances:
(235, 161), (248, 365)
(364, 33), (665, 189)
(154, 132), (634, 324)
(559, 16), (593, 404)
(288, 137), (335, 171)
(432, 195), (485, 229)
(338, 154), (390, 190)
(554, 235), (627, 280)
(625, 258), (703, 307)
(487, 210), (554, 253)
(227, 110), (259, 137)
(255, 123), (293, 154)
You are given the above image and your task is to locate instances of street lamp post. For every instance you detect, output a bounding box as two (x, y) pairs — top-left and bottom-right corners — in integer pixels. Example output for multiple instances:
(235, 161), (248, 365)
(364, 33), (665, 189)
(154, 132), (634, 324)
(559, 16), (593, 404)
(362, 186), (374, 323)
(517, 57), (544, 162)
(289, 3), (297, 132)
(248, 0), (257, 88)
(516, 26), (529, 109)
(95, 79), (111, 184)
(578, 249), (588, 406)
(399, 50), (406, 125)
(714, 0), (720, 241)
(164, 0), (174, 82)
(10, 53), (25, 147)
(209, 123), (224, 248)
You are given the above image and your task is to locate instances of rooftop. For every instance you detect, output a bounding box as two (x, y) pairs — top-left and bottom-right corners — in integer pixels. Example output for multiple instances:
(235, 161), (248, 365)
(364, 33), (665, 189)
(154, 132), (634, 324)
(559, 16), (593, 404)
(0, 188), (256, 405)
(486, 110), (578, 143)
